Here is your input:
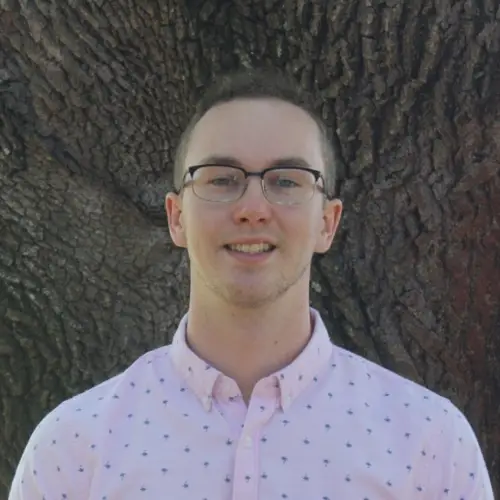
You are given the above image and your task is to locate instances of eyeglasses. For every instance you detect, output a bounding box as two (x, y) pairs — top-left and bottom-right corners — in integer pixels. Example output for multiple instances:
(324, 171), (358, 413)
(176, 164), (327, 206)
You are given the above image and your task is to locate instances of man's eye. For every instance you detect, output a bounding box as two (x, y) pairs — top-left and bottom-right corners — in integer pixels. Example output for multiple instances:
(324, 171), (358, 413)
(273, 177), (300, 188)
(208, 176), (239, 186)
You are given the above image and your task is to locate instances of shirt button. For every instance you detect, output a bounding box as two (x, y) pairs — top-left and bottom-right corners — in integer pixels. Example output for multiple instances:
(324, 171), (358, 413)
(243, 436), (252, 448)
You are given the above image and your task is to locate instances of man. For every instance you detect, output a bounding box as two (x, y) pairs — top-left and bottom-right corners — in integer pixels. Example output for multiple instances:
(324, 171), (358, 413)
(9, 69), (495, 499)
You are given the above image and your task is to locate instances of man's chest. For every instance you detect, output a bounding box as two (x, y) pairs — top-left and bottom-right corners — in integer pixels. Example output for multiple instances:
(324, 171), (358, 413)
(86, 402), (429, 500)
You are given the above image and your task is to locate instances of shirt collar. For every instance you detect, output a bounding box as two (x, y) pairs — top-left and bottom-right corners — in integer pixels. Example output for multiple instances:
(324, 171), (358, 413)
(169, 308), (333, 412)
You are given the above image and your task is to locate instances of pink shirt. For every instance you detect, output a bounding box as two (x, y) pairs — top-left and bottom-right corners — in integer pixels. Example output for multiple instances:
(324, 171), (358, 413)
(9, 309), (494, 499)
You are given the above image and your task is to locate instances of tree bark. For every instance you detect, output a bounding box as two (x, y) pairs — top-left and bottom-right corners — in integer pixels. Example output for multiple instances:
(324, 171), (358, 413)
(1, 0), (499, 497)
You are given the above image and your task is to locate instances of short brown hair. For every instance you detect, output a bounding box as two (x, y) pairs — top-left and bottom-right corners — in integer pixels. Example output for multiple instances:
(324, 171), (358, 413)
(173, 68), (341, 199)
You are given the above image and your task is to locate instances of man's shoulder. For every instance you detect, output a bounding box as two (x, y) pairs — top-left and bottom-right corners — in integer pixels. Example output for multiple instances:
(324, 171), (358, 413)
(10, 345), (177, 497)
(329, 344), (480, 452)
(331, 343), (455, 413)
(34, 344), (173, 439)
(327, 347), (493, 497)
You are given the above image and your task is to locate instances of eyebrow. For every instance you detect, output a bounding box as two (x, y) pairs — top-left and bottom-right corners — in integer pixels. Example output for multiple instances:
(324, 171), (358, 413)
(197, 155), (314, 170)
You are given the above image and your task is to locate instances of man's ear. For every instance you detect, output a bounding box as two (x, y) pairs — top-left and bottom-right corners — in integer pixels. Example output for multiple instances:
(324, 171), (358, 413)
(314, 198), (343, 254)
(165, 192), (187, 248)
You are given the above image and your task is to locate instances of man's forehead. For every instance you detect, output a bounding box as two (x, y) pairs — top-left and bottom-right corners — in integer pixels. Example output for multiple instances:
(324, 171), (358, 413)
(192, 97), (317, 130)
(184, 98), (323, 170)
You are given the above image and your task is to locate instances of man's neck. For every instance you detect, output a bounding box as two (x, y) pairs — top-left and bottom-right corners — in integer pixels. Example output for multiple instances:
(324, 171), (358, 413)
(184, 291), (313, 403)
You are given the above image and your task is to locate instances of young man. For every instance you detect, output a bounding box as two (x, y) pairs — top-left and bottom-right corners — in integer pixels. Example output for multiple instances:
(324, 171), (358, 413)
(9, 69), (494, 499)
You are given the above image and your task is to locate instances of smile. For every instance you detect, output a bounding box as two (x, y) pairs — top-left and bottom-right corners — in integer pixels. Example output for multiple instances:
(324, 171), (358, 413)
(224, 243), (275, 253)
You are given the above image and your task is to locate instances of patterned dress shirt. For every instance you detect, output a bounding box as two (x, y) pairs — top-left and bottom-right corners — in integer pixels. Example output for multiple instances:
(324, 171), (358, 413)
(9, 309), (495, 499)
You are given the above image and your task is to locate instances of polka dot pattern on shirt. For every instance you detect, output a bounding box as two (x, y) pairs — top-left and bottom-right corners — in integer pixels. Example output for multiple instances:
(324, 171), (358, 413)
(9, 309), (495, 500)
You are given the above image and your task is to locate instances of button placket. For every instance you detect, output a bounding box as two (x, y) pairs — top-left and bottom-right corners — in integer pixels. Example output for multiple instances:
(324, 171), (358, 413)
(243, 435), (253, 448)
(231, 397), (276, 500)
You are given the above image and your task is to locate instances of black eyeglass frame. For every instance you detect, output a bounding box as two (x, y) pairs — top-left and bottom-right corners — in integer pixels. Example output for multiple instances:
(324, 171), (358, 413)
(174, 163), (330, 202)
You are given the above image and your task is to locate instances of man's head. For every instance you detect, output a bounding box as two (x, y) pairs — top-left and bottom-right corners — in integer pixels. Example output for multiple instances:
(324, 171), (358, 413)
(173, 69), (341, 199)
(166, 69), (343, 309)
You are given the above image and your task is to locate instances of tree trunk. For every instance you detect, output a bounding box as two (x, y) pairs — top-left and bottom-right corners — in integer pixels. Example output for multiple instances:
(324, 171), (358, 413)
(1, 0), (499, 497)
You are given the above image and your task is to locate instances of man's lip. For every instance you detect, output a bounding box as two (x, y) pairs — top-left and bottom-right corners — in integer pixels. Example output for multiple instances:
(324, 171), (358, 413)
(223, 239), (277, 246)
(223, 244), (277, 253)
(223, 241), (277, 248)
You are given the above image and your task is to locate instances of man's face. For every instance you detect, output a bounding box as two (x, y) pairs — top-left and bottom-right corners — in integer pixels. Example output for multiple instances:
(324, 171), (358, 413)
(166, 98), (342, 309)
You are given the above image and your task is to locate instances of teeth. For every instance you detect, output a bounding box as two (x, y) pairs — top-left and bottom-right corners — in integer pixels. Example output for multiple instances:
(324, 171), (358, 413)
(227, 243), (273, 253)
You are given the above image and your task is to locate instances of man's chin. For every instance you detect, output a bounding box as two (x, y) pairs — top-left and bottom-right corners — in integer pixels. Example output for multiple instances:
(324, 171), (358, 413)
(216, 284), (270, 308)
(225, 295), (274, 310)
(218, 280), (288, 309)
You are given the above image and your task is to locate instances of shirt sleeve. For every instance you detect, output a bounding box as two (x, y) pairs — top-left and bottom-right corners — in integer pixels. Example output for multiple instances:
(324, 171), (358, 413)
(8, 403), (93, 500)
(437, 400), (496, 500)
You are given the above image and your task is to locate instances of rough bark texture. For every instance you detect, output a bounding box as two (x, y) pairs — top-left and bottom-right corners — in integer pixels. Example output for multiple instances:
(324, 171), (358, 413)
(1, 0), (499, 497)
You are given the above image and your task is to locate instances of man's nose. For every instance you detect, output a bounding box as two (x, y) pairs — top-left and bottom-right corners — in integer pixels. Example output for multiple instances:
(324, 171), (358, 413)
(232, 177), (272, 224)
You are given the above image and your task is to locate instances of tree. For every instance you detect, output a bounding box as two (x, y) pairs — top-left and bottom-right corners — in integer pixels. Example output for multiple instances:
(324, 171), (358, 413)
(1, 0), (499, 497)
